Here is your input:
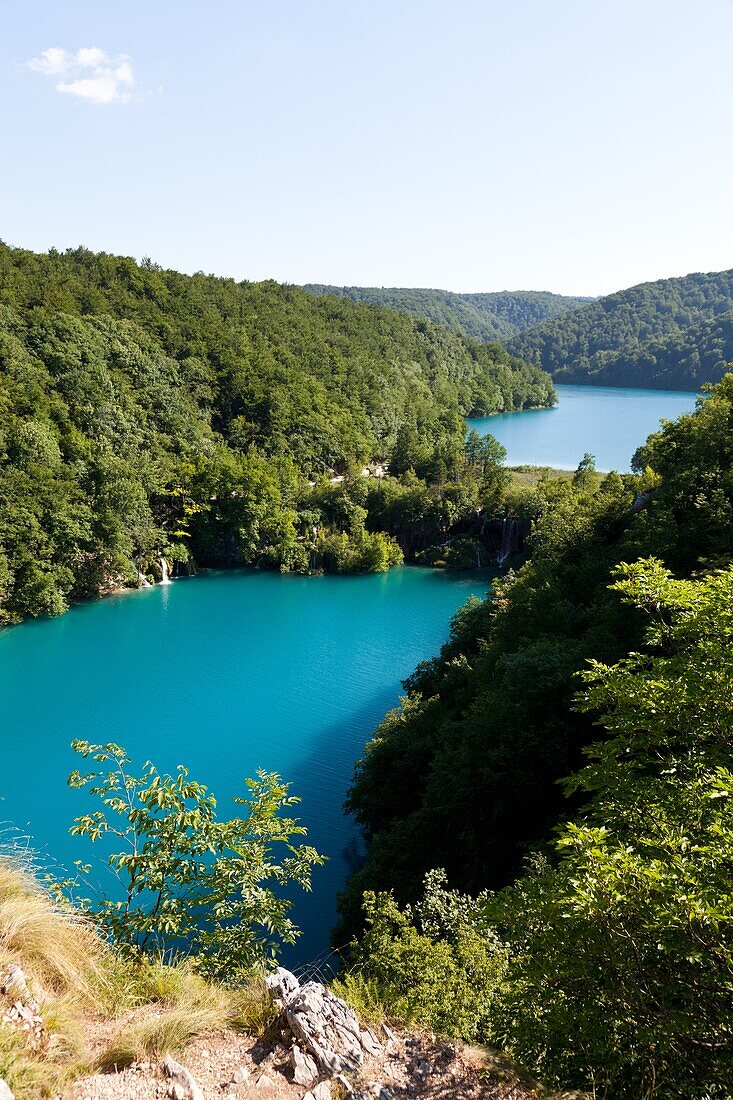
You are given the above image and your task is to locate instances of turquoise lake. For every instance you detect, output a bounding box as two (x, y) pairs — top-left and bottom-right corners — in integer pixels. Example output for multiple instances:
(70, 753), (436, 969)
(467, 383), (700, 471)
(0, 382), (703, 969)
(0, 567), (490, 970)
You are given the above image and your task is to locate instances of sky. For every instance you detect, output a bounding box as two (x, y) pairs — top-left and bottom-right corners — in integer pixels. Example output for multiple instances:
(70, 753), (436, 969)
(2, 0), (733, 297)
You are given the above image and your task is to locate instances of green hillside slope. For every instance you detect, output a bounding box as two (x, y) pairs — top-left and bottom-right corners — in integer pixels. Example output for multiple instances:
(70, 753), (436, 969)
(0, 243), (553, 621)
(510, 268), (733, 388)
(303, 284), (590, 343)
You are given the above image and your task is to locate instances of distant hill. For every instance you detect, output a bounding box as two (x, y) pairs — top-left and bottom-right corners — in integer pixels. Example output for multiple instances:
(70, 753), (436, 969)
(0, 242), (555, 622)
(510, 269), (733, 390)
(302, 285), (591, 343)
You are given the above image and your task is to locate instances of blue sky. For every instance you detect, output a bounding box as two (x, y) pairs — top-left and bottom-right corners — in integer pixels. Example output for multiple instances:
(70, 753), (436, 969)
(3, 0), (733, 296)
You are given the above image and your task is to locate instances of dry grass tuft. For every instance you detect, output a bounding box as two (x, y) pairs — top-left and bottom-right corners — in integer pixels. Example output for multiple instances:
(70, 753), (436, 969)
(98, 1006), (224, 1070)
(0, 858), (278, 1094)
(0, 857), (105, 1004)
(98, 962), (274, 1070)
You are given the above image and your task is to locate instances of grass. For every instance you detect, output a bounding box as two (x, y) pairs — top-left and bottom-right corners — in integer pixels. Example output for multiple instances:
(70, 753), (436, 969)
(0, 857), (276, 1096)
(331, 972), (387, 1031)
(507, 465), (574, 488)
(0, 857), (105, 1004)
(0, 856), (109, 1096)
(97, 961), (276, 1070)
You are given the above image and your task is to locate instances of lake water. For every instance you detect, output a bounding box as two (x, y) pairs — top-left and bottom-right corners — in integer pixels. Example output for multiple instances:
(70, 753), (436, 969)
(0, 567), (490, 971)
(0, 383), (703, 970)
(467, 383), (700, 471)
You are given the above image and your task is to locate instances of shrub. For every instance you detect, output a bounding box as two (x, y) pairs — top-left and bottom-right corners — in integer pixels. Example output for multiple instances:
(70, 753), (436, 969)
(492, 562), (733, 1098)
(344, 870), (507, 1042)
(67, 742), (325, 977)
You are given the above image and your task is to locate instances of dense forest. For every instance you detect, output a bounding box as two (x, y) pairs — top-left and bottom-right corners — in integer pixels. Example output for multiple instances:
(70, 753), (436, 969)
(510, 268), (733, 389)
(339, 378), (733, 1097)
(0, 242), (554, 624)
(343, 380), (733, 906)
(308, 271), (733, 391)
(303, 284), (590, 343)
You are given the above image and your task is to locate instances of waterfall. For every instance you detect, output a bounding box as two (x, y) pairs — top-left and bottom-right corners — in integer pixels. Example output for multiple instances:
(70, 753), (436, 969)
(496, 517), (517, 566)
(159, 555), (172, 584)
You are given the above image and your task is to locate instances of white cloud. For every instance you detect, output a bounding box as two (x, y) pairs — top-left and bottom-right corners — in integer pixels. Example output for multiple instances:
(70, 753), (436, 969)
(26, 46), (139, 104)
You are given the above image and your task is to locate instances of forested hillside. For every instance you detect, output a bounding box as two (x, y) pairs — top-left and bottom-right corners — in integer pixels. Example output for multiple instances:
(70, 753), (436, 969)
(303, 284), (590, 343)
(343, 381), (732, 910)
(0, 243), (553, 623)
(306, 271), (733, 390)
(510, 268), (733, 388)
(340, 377), (733, 1097)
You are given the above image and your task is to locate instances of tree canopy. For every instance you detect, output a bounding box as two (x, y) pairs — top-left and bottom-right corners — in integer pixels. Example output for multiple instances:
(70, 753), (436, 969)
(340, 379), (733, 929)
(303, 284), (591, 343)
(510, 268), (733, 389)
(0, 243), (554, 622)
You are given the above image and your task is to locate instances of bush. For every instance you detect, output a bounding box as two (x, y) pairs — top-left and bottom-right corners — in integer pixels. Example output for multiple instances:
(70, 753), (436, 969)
(344, 870), (507, 1042)
(492, 562), (733, 1098)
(67, 742), (325, 978)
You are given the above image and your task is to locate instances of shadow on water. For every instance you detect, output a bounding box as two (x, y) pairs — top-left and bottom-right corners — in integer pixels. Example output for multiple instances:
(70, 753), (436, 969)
(274, 684), (398, 977)
(0, 566), (494, 979)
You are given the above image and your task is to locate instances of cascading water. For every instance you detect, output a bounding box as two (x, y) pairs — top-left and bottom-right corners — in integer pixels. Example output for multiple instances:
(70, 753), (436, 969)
(496, 517), (517, 566)
(159, 556), (172, 585)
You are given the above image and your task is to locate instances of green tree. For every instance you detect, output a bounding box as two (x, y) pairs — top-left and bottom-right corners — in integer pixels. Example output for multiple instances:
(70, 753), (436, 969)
(493, 560), (733, 1097)
(67, 741), (325, 978)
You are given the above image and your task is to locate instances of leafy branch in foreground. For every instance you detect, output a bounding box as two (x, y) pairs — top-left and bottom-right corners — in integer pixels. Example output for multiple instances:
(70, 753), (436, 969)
(491, 560), (733, 1098)
(67, 741), (325, 978)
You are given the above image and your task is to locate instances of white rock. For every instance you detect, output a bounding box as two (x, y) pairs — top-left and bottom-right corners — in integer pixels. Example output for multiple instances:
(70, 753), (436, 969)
(265, 966), (300, 1002)
(291, 1043), (319, 1086)
(362, 1087), (394, 1100)
(284, 981), (381, 1078)
(0, 1077), (13, 1100)
(255, 1073), (274, 1088)
(303, 1083), (331, 1100)
(230, 1065), (250, 1084)
(360, 1027), (382, 1057)
(1, 966), (39, 1015)
(160, 1056), (204, 1100)
(380, 1022), (397, 1043)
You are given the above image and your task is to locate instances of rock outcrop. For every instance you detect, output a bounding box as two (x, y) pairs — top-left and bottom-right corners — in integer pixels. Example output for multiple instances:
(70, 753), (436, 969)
(266, 967), (385, 1095)
(161, 1055), (205, 1100)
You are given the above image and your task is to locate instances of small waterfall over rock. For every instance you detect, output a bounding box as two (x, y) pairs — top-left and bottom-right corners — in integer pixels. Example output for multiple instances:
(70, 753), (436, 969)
(159, 556), (172, 585)
(496, 517), (518, 566)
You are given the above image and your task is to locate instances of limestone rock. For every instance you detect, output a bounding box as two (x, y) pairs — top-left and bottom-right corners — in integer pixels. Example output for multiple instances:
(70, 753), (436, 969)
(380, 1022), (397, 1044)
(267, 968), (384, 1088)
(265, 966), (301, 1003)
(160, 1056), (204, 1100)
(303, 1083), (331, 1100)
(291, 1042), (319, 1086)
(230, 1065), (250, 1084)
(275, 972), (382, 1078)
(0, 965), (40, 1015)
(360, 1027), (382, 1057)
(0, 1077), (13, 1100)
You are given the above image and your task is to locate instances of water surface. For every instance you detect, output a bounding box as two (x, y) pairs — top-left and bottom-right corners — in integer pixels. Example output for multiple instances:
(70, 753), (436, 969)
(1, 383), (702, 967)
(0, 567), (490, 968)
(467, 383), (700, 471)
